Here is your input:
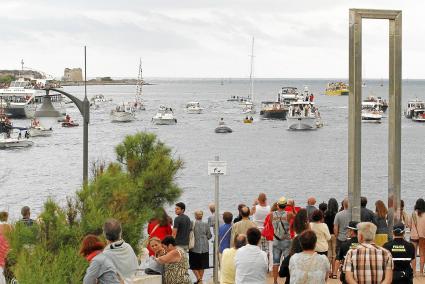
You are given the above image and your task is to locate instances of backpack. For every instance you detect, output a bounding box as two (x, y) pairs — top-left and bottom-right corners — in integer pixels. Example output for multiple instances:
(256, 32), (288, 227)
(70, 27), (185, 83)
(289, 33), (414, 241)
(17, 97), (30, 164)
(273, 211), (291, 240)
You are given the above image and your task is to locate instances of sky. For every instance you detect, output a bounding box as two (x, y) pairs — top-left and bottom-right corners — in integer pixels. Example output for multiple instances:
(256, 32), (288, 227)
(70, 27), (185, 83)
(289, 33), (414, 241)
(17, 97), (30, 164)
(0, 0), (424, 79)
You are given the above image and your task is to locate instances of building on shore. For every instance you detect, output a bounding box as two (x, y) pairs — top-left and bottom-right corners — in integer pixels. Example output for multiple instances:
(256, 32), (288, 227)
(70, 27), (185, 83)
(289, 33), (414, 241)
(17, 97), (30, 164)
(0, 70), (43, 79)
(63, 68), (83, 82)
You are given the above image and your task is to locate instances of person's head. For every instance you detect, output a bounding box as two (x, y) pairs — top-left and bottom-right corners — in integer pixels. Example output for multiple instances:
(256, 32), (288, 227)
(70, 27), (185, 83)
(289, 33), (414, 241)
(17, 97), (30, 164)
(307, 197), (316, 206)
(103, 218), (122, 242)
(0, 211), (8, 222)
(258, 193), (267, 204)
(327, 198), (339, 215)
(311, 209), (324, 223)
(292, 209), (309, 234)
(346, 221), (359, 238)
(287, 199), (295, 207)
(299, 230), (317, 251)
(392, 223), (405, 238)
(237, 203), (246, 216)
(175, 202), (186, 215)
(148, 237), (163, 253)
(79, 234), (105, 257)
(375, 200), (388, 218)
(223, 211), (233, 224)
(270, 202), (278, 212)
(360, 196), (368, 208)
(246, 227), (262, 246)
(21, 206), (30, 218)
(153, 208), (172, 227)
(414, 198), (425, 216)
(277, 196), (287, 210)
(357, 222), (377, 243)
(318, 202), (327, 213)
(342, 198), (349, 209)
(194, 210), (203, 221)
(234, 234), (247, 249)
(208, 203), (215, 214)
(240, 206), (250, 218)
(161, 236), (177, 251)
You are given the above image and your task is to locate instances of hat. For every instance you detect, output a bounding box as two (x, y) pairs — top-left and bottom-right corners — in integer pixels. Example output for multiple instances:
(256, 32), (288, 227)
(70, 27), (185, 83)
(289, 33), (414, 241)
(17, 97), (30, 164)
(393, 223), (405, 234)
(346, 221), (359, 230)
(277, 197), (287, 206)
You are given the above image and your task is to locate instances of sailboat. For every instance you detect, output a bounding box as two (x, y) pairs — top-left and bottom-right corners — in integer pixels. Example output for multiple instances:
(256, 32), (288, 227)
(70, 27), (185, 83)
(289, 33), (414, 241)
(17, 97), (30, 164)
(242, 37), (256, 114)
(128, 59), (146, 111)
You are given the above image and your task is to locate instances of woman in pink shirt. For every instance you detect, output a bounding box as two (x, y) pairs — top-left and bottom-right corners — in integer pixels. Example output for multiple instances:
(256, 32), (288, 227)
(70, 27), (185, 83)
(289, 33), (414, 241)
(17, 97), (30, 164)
(410, 198), (425, 275)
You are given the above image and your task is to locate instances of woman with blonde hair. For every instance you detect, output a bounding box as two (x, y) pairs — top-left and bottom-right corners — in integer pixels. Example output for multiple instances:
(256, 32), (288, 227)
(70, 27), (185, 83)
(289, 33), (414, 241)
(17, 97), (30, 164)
(410, 198), (425, 275)
(189, 210), (212, 283)
(374, 200), (389, 246)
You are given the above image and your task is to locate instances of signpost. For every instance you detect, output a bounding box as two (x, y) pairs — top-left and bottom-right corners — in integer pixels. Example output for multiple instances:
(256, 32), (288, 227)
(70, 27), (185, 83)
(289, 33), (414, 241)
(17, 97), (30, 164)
(208, 156), (226, 284)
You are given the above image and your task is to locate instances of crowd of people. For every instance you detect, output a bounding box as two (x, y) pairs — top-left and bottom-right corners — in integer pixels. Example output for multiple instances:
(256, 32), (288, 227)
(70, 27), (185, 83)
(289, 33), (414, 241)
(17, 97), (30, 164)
(1, 195), (425, 284)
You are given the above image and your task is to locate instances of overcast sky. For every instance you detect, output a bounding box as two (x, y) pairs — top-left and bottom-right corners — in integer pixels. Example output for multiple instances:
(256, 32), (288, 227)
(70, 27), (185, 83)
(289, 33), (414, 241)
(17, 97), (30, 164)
(0, 0), (424, 78)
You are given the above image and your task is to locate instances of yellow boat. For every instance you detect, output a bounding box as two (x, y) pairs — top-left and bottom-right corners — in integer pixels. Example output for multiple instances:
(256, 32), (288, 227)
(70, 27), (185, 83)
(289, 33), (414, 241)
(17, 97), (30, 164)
(325, 82), (349, 96)
(243, 117), (253, 124)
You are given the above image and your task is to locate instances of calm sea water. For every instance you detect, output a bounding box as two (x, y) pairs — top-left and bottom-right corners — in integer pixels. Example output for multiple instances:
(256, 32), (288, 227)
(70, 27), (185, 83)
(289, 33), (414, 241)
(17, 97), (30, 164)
(1, 79), (425, 220)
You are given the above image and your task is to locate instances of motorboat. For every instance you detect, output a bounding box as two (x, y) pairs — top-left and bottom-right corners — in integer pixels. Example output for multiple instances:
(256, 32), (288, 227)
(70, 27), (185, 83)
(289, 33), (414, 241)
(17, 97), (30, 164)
(243, 117), (254, 124)
(62, 121), (79, 127)
(242, 101), (256, 114)
(325, 82), (349, 96)
(152, 106), (177, 125)
(0, 135), (34, 149)
(215, 119), (232, 133)
(412, 109), (425, 122)
(227, 96), (249, 102)
(185, 102), (204, 114)
(260, 101), (286, 120)
(90, 94), (111, 104)
(404, 99), (425, 119)
(287, 100), (322, 130)
(110, 104), (136, 123)
(363, 96), (388, 112)
(27, 119), (52, 137)
(361, 102), (382, 122)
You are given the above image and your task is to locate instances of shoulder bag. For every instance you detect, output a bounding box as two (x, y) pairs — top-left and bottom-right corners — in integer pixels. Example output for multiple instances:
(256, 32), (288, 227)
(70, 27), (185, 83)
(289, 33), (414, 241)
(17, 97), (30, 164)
(188, 221), (195, 249)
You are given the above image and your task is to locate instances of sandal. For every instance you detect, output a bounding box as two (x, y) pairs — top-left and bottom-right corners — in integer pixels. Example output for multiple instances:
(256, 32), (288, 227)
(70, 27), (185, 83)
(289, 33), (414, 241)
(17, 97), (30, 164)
(331, 274), (338, 279)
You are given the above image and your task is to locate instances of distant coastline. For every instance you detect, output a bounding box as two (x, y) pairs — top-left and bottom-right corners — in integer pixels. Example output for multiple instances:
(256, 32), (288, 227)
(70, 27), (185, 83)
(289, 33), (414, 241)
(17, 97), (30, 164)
(61, 80), (155, 86)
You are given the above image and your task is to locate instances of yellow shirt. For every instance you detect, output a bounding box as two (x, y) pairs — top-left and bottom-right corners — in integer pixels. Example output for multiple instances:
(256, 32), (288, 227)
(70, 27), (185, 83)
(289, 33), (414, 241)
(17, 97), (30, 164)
(220, 248), (237, 284)
(310, 222), (331, 252)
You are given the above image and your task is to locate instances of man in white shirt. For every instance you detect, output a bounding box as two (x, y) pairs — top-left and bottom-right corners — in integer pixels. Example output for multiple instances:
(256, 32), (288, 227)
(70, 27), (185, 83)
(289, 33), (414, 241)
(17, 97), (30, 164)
(235, 227), (268, 284)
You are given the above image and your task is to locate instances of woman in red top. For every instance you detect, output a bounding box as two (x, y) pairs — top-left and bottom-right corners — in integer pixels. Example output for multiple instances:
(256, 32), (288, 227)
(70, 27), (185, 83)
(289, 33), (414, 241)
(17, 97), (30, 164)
(80, 234), (105, 262)
(147, 208), (173, 256)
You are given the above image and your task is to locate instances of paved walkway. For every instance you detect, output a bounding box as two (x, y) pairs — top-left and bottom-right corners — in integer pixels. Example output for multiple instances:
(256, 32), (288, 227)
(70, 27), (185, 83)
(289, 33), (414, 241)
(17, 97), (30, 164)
(264, 273), (425, 283)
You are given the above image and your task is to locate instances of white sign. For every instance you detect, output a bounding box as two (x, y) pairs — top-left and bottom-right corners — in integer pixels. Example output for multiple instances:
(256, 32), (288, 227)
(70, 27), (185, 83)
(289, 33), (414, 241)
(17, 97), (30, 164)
(208, 161), (227, 175)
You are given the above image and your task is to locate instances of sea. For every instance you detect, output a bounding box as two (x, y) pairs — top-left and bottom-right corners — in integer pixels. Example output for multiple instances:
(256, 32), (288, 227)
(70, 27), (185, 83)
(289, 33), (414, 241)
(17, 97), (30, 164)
(1, 78), (425, 221)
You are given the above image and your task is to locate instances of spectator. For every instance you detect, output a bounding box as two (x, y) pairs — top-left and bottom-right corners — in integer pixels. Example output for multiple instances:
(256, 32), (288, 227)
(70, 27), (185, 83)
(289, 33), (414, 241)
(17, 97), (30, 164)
(318, 202), (327, 214)
(148, 237), (166, 257)
(374, 200), (389, 246)
(271, 197), (292, 284)
(207, 203), (216, 228)
(343, 222), (393, 284)
(219, 212), (233, 254)
(306, 197), (318, 221)
(279, 232), (303, 284)
(102, 219), (138, 280)
(189, 210), (212, 284)
(251, 193), (271, 230)
(233, 204), (246, 223)
(0, 212), (12, 236)
(221, 234), (247, 284)
(230, 206), (256, 247)
(0, 233), (9, 284)
(324, 197), (338, 278)
(262, 202), (278, 271)
(410, 198), (425, 275)
(82, 234), (120, 284)
(172, 202), (191, 251)
(336, 221), (359, 283)
(235, 228), (268, 284)
(285, 200), (298, 239)
(360, 197), (376, 223)
(399, 200), (410, 227)
(145, 238), (165, 275)
(291, 208), (309, 235)
(333, 198), (350, 278)
(383, 223), (415, 284)
(289, 230), (330, 284)
(19, 206), (34, 226)
(156, 236), (191, 284)
(147, 208), (172, 256)
(310, 210), (331, 255)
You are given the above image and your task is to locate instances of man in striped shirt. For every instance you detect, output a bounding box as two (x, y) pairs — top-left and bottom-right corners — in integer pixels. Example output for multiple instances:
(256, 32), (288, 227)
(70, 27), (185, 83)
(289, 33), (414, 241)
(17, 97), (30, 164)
(343, 222), (393, 284)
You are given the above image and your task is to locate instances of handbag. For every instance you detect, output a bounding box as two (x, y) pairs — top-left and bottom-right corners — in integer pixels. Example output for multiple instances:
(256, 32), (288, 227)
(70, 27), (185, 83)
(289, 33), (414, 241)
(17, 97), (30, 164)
(262, 214), (274, 241)
(144, 256), (163, 275)
(188, 221), (195, 249)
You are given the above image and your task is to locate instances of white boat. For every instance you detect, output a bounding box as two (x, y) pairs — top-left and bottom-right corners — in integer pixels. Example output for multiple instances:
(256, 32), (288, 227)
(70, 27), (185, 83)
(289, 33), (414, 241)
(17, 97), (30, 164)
(0, 133), (33, 149)
(404, 99), (425, 119)
(412, 109), (425, 122)
(125, 59), (146, 112)
(110, 104), (136, 122)
(242, 101), (256, 114)
(185, 102), (203, 114)
(152, 106), (177, 125)
(29, 126), (52, 137)
(90, 94), (111, 104)
(287, 100), (322, 130)
(362, 102), (383, 122)
(0, 78), (65, 118)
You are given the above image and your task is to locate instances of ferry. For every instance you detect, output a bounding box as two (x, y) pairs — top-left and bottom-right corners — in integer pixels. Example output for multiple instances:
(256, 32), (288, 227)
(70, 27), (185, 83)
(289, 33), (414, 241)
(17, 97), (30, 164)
(325, 82), (349, 96)
(260, 87), (299, 120)
(0, 78), (65, 118)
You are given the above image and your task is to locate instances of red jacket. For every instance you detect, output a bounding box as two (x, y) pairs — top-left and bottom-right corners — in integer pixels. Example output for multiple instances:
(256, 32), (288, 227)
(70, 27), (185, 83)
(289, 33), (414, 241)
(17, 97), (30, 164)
(147, 220), (172, 256)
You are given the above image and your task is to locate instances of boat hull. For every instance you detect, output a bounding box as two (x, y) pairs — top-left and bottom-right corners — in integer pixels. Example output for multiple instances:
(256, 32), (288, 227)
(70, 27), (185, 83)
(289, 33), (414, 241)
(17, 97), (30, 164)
(29, 127), (53, 137)
(260, 110), (287, 120)
(186, 109), (203, 114)
(152, 118), (177, 125)
(287, 117), (317, 130)
(412, 117), (425, 122)
(215, 126), (233, 133)
(0, 138), (34, 149)
(111, 112), (135, 123)
(325, 90), (349, 96)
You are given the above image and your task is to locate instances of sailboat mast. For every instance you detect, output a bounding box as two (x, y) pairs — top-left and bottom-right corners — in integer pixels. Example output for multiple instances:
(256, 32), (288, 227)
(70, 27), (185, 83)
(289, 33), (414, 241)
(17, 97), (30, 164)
(136, 58), (142, 100)
(249, 37), (254, 101)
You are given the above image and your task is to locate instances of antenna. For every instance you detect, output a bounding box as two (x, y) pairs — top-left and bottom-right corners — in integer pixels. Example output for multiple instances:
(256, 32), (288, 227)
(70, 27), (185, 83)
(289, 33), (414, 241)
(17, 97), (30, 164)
(249, 37), (255, 101)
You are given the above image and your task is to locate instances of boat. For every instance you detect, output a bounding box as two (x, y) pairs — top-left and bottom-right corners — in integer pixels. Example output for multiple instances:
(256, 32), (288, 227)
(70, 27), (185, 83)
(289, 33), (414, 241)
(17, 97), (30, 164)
(126, 58), (146, 111)
(28, 119), (52, 137)
(363, 96), (388, 112)
(412, 109), (425, 122)
(227, 96), (249, 102)
(185, 102), (203, 114)
(110, 104), (136, 123)
(404, 99), (425, 119)
(62, 121), (80, 127)
(287, 100), (322, 130)
(242, 101), (256, 114)
(152, 106), (177, 125)
(215, 118), (232, 133)
(325, 82), (349, 96)
(361, 102), (382, 122)
(0, 135), (34, 149)
(260, 87), (299, 120)
(90, 94), (111, 104)
(243, 116), (254, 124)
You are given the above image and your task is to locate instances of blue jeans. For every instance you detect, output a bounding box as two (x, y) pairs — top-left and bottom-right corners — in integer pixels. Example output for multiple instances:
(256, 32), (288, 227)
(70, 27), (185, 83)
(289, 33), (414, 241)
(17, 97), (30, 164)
(272, 239), (291, 265)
